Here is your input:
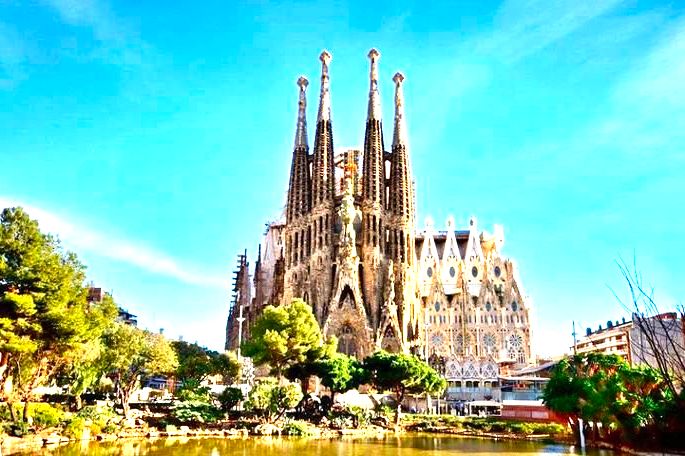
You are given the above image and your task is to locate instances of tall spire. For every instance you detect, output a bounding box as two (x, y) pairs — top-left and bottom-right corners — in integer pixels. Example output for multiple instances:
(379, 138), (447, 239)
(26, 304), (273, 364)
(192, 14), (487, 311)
(287, 76), (311, 223)
(317, 50), (332, 123)
(362, 48), (385, 208)
(389, 72), (414, 226)
(367, 48), (381, 120)
(294, 76), (308, 148)
(312, 50), (335, 207)
(392, 72), (408, 148)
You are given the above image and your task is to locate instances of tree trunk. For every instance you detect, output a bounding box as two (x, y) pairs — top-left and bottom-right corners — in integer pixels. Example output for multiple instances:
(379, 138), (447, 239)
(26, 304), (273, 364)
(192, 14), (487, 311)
(74, 394), (83, 411)
(22, 401), (29, 422)
(394, 388), (404, 427)
(120, 388), (130, 419)
(8, 401), (17, 422)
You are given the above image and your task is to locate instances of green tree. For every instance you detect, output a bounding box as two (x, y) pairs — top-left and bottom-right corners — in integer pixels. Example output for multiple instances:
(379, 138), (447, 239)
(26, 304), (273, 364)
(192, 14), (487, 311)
(245, 377), (303, 423)
(58, 293), (118, 410)
(363, 351), (445, 426)
(218, 387), (243, 412)
(242, 299), (332, 379)
(544, 353), (670, 444)
(315, 354), (367, 402)
(0, 207), (116, 421)
(102, 323), (178, 418)
(173, 340), (241, 386)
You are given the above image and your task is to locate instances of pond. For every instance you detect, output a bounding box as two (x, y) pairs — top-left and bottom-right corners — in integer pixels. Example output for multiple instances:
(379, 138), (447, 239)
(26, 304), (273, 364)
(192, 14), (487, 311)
(33, 435), (614, 455)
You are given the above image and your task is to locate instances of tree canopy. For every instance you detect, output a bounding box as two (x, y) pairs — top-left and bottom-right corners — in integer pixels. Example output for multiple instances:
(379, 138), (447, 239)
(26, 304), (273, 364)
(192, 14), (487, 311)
(544, 353), (671, 444)
(172, 340), (241, 386)
(0, 207), (117, 420)
(315, 353), (366, 400)
(242, 299), (333, 378)
(103, 323), (178, 417)
(364, 351), (446, 425)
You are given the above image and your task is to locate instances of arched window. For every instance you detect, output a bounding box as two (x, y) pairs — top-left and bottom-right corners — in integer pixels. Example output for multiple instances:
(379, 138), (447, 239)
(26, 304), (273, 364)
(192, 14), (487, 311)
(337, 324), (358, 357)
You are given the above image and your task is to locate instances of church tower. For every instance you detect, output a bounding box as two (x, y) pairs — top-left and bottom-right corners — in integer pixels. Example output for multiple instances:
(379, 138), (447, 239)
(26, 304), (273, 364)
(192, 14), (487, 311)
(387, 72), (418, 344)
(283, 75), (313, 305)
(306, 50), (337, 322)
(286, 76), (311, 225)
(360, 48), (387, 332)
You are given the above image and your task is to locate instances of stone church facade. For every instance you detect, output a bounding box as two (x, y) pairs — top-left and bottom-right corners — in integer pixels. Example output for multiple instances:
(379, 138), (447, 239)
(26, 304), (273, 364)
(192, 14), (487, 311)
(226, 50), (533, 398)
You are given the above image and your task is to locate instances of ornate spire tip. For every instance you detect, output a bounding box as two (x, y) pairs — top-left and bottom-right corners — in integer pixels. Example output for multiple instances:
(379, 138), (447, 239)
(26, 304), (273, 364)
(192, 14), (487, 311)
(319, 50), (332, 65)
(297, 76), (309, 89)
(368, 48), (380, 60)
(393, 72), (405, 84)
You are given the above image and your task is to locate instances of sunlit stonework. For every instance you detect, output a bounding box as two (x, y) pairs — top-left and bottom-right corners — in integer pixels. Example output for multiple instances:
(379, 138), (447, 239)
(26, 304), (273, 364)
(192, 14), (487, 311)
(226, 49), (533, 399)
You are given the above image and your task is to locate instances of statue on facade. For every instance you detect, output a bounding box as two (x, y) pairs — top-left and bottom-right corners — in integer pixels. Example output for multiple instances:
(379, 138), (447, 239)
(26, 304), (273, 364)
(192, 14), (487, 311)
(338, 175), (359, 256)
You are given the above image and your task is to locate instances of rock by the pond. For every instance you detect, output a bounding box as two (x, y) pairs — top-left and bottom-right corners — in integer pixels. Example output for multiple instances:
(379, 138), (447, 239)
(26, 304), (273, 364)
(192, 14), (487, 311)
(254, 423), (281, 435)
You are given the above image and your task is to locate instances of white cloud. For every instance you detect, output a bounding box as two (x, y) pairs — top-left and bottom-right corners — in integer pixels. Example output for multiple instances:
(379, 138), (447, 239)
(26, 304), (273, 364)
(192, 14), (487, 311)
(0, 197), (227, 289)
(44, 0), (149, 66)
(478, 0), (625, 63)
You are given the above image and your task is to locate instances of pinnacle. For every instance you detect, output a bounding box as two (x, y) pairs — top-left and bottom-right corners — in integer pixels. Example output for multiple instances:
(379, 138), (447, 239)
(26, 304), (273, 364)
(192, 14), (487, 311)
(297, 76), (309, 89)
(320, 50), (332, 66)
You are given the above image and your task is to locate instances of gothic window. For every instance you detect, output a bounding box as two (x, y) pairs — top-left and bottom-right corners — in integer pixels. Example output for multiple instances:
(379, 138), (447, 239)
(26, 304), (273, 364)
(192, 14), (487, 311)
(381, 326), (401, 352)
(434, 301), (440, 312)
(482, 362), (498, 378)
(507, 333), (525, 363)
(463, 362), (479, 378)
(428, 354), (446, 375)
(449, 266), (456, 278)
(511, 301), (518, 312)
(483, 333), (497, 356)
(494, 266), (501, 277)
(427, 266), (433, 278)
(337, 324), (358, 357)
(455, 334), (464, 354)
(485, 301), (492, 312)
(445, 361), (461, 378)
(471, 266), (478, 277)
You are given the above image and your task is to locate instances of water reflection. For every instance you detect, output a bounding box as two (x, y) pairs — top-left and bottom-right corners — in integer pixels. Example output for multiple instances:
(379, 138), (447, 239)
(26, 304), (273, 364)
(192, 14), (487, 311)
(33, 435), (614, 455)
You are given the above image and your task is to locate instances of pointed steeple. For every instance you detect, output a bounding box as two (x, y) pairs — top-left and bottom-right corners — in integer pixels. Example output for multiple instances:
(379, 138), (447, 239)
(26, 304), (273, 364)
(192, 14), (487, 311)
(294, 76), (308, 148)
(361, 48), (385, 210)
(389, 72), (414, 263)
(312, 50), (335, 207)
(317, 50), (332, 123)
(286, 76), (311, 223)
(367, 48), (381, 120)
(392, 72), (408, 148)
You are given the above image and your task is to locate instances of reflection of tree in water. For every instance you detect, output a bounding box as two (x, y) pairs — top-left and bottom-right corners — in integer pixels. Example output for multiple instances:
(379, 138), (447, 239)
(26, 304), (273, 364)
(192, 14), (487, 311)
(49, 434), (559, 455)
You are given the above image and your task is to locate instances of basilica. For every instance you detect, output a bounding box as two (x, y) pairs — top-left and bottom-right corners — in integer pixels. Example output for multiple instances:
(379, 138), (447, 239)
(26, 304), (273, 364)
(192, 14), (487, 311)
(226, 49), (533, 400)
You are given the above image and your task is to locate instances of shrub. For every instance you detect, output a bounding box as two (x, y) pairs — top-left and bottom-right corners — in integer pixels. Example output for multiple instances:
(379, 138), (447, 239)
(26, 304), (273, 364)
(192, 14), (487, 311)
(533, 422), (566, 435)
(218, 387), (243, 412)
(171, 400), (223, 424)
(245, 378), (302, 422)
(63, 417), (87, 439)
(327, 405), (372, 429)
(5, 421), (31, 437)
(76, 405), (119, 434)
(0, 402), (66, 429)
(282, 419), (314, 436)
(30, 403), (66, 428)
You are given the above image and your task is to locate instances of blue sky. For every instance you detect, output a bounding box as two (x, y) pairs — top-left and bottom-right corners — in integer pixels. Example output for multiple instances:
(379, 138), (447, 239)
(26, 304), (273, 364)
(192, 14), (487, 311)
(1, 0), (684, 355)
